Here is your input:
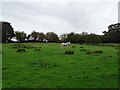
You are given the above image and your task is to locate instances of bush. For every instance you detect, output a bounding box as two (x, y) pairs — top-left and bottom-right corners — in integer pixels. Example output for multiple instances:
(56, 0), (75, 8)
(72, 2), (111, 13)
(17, 49), (26, 52)
(85, 50), (92, 54)
(93, 50), (103, 53)
(80, 46), (84, 48)
(72, 46), (75, 48)
(65, 51), (74, 54)
(80, 49), (86, 51)
(85, 50), (103, 54)
(34, 48), (40, 51)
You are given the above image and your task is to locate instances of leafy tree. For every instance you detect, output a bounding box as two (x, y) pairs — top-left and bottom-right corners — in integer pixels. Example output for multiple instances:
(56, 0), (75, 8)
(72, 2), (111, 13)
(102, 23), (120, 43)
(61, 32), (89, 43)
(79, 32), (88, 43)
(31, 31), (39, 41)
(38, 32), (46, 42)
(85, 33), (101, 45)
(74, 33), (81, 43)
(59, 33), (68, 42)
(66, 32), (75, 43)
(1, 21), (15, 42)
(30, 31), (46, 42)
(46, 32), (59, 42)
(15, 31), (26, 42)
(26, 34), (33, 42)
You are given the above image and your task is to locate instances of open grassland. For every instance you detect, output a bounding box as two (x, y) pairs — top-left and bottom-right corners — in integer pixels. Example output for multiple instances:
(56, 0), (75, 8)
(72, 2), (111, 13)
(2, 43), (119, 88)
(0, 44), (2, 89)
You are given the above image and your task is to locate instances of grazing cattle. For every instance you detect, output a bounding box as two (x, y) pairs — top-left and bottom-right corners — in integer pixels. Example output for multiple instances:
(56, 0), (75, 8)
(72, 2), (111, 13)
(61, 42), (70, 47)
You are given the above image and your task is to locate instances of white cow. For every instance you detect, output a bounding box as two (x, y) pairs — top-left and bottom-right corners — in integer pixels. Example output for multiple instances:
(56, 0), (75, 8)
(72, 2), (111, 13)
(61, 42), (70, 47)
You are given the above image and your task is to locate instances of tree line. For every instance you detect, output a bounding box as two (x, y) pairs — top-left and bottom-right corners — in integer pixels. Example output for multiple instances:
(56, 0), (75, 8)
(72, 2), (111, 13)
(1, 21), (120, 44)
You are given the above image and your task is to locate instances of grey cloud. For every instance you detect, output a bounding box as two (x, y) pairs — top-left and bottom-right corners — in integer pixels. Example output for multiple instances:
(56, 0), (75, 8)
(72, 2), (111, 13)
(1, 2), (118, 35)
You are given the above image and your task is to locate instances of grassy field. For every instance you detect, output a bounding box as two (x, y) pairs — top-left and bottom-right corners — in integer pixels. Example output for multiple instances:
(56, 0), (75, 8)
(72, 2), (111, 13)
(0, 44), (2, 89)
(2, 43), (119, 88)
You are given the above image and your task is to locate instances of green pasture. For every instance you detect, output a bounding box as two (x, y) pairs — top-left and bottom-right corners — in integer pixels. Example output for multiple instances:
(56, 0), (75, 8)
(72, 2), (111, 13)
(2, 43), (119, 88)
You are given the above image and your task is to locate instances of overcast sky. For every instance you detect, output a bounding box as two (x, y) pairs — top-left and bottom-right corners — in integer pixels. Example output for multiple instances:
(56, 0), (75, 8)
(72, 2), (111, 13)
(0, 0), (118, 35)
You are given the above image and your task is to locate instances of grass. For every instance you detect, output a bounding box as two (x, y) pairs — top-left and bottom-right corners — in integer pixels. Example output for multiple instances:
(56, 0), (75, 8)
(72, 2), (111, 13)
(2, 43), (119, 88)
(0, 43), (2, 89)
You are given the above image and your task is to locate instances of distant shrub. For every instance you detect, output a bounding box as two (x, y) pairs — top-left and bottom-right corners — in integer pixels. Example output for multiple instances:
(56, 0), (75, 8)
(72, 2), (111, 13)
(72, 46), (75, 48)
(95, 67), (99, 69)
(34, 48), (40, 51)
(85, 50), (103, 54)
(53, 62), (57, 67)
(93, 50), (103, 53)
(2, 68), (6, 70)
(85, 50), (92, 54)
(80, 49), (86, 51)
(80, 46), (84, 48)
(17, 49), (26, 52)
(65, 51), (74, 54)
(115, 47), (118, 49)
(85, 76), (89, 78)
